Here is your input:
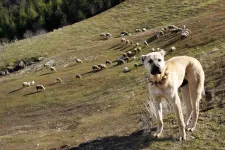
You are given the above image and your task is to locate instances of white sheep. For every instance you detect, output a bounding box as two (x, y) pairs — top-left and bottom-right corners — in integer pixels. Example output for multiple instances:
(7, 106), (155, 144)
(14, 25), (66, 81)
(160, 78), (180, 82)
(130, 40), (134, 45)
(100, 33), (106, 38)
(171, 46), (176, 51)
(105, 60), (112, 65)
(135, 43), (139, 47)
(36, 85), (45, 91)
(142, 28), (147, 32)
(134, 63), (139, 68)
(136, 29), (142, 32)
(23, 82), (31, 87)
(156, 34), (160, 39)
(56, 78), (63, 83)
(123, 67), (130, 73)
(121, 38), (126, 43)
(76, 59), (83, 63)
(76, 74), (82, 79)
(117, 59), (126, 65)
(31, 81), (35, 86)
(126, 40), (130, 45)
(97, 64), (107, 70)
(50, 66), (56, 72)
(151, 48), (155, 52)
(168, 25), (177, 29)
(106, 33), (112, 39)
(144, 41), (149, 47)
(92, 65), (101, 71)
(137, 47), (142, 52)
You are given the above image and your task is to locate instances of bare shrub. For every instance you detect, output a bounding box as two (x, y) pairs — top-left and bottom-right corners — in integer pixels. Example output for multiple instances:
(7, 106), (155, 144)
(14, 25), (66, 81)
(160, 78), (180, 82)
(23, 30), (34, 39)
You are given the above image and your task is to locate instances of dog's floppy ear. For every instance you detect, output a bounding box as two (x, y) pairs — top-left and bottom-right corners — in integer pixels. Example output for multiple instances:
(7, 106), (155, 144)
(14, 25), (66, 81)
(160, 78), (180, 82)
(141, 55), (146, 64)
(160, 49), (166, 56)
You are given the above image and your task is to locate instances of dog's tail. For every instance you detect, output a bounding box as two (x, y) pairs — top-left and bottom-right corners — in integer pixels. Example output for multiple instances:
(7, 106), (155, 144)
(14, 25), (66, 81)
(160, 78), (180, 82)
(202, 88), (206, 101)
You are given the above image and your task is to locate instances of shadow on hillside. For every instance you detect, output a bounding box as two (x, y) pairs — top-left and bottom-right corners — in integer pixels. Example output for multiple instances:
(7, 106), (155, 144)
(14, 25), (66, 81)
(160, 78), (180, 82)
(39, 72), (53, 76)
(8, 87), (24, 94)
(48, 82), (60, 86)
(68, 130), (173, 150)
(23, 91), (42, 96)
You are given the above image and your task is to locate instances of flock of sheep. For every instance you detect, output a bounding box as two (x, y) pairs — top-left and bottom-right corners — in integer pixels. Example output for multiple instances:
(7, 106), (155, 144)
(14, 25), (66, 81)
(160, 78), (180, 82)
(20, 24), (190, 92)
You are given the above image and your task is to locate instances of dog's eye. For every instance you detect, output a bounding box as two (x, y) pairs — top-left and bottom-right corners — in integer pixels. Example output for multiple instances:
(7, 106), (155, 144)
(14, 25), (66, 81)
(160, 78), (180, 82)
(148, 59), (153, 63)
(158, 59), (161, 62)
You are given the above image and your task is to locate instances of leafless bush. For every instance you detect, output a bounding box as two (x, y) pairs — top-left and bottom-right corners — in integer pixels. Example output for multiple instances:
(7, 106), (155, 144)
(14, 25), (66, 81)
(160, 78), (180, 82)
(35, 29), (47, 36)
(139, 98), (173, 132)
(23, 30), (34, 39)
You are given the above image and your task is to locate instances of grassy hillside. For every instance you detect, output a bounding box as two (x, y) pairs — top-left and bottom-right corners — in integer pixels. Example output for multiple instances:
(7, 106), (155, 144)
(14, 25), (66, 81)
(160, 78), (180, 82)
(0, 0), (224, 150)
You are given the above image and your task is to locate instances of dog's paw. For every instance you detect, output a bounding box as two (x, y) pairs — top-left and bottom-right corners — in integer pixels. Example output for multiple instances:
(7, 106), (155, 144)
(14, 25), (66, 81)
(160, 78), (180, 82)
(186, 127), (195, 132)
(153, 132), (162, 138)
(186, 125), (195, 132)
(176, 136), (186, 141)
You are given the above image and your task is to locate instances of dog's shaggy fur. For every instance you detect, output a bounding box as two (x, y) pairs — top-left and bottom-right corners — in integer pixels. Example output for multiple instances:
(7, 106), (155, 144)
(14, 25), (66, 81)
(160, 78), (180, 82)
(141, 50), (205, 141)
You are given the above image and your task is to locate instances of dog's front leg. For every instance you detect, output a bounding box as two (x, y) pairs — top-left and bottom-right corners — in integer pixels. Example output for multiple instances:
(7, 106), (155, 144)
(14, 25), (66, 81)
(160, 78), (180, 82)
(170, 93), (186, 141)
(153, 99), (163, 138)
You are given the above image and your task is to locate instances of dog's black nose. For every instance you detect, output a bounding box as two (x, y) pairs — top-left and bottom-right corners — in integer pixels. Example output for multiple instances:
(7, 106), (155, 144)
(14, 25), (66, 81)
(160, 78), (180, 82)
(151, 65), (161, 75)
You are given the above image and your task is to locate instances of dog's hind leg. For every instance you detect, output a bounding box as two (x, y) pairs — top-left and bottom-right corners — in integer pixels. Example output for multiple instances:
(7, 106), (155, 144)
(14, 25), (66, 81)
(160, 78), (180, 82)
(153, 99), (163, 138)
(181, 85), (192, 127)
(186, 84), (202, 132)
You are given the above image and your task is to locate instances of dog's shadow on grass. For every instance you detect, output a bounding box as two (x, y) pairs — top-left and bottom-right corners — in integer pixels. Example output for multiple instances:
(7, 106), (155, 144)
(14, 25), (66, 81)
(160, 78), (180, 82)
(68, 130), (174, 150)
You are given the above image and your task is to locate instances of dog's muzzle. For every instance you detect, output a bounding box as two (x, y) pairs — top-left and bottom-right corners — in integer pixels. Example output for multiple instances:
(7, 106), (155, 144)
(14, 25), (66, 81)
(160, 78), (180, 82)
(151, 64), (162, 75)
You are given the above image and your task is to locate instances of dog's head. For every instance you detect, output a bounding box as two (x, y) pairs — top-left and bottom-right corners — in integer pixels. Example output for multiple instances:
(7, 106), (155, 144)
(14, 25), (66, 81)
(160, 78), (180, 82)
(141, 50), (166, 75)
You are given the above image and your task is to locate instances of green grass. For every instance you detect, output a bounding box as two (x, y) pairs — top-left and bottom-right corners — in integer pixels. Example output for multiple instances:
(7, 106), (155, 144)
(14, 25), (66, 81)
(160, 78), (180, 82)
(0, 0), (225, 150)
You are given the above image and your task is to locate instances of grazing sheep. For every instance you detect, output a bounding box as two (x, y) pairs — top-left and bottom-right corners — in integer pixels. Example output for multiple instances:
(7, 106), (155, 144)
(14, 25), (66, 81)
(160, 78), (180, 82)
(23, 82), (31, 87)
(123, 67), (130, 73)
(136, 29), (142, 32)
(171, 28), (183, 34)
(106, 33), (112, 39)
(56, 78), (63, 83)
(144, 41), (149, 47)
(133, 56), (137, 60)
(126, 51), (136, 57)
(123, 57), (130, 62)
(121, 38), (126, 43)
(100, 33), (106, 38)
(170, 46), (176, 51)
(76, 59), (83, 63)
(105, 60), (112, 65)
(142, 28), (147, 32)
(134, 63), (139, 68)
(157, 48), (160, 51)
(130, 40), (134, 45)
(128, 33), (132, 36)
(120, 34), (125, 37)
(159, 31), (164, 36)
(50, 66), (56, 72)
(137, 47), (142, 52)
(31, 81), (35, 86)
(36, 85), (45, 91)
(168, 25), (177, 29)
(156, 34), (160, 39)
(117, 59), (126, 65)
(151, 48), (155, 52)
(135, 43), (140, 47)
(92, 65), (101, 71)
(126, 40), (130, 45)
(132, 48), (138, 54)
(76, 74), (82, 79)
(97, 64), (107, 70)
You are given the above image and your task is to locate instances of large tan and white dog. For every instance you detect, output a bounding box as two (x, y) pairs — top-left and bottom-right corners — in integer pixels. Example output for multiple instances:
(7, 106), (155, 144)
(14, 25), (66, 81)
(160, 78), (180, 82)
(141, 50), (205, 141)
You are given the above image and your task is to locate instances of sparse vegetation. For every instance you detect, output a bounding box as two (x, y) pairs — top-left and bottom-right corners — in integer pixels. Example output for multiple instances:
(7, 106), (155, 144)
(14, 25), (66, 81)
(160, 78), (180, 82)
(0, 0), (224, 150)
